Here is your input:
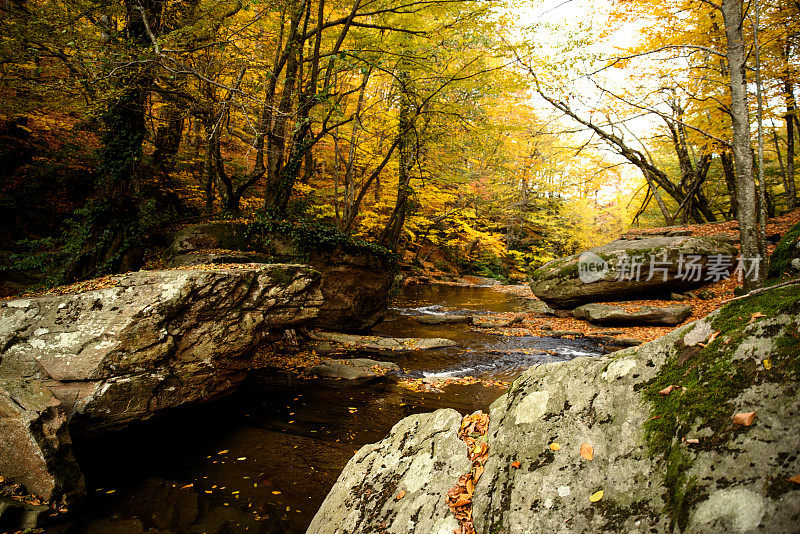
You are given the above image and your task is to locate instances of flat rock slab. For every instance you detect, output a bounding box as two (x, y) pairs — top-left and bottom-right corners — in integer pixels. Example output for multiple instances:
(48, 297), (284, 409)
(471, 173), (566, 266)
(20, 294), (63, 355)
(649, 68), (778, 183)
(309, 358), (401, 380)
(413, 314), (472, 325)
(572, 303), (693, 326)
(312, 332), (457, 351)
(471, 314), (524, 328)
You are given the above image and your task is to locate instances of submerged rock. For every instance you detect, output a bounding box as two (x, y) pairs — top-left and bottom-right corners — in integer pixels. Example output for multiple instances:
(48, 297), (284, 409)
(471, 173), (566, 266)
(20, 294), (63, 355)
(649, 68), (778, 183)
(530, 236), (738, 308)
(312, 283), (800, 533)
(413, 314), (472, 325)
(0, 266), (323, 502)
(572, 303), (693, 326)
(310, 332), (457, 352)
(308, 358), (401, 380)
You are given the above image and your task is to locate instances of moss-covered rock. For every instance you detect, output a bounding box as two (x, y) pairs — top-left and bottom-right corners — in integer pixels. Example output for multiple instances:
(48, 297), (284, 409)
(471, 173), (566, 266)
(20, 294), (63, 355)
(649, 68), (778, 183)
(767, 221), (800, 279)
(164, 220), (396, 330)
(530, 236), (738, 309)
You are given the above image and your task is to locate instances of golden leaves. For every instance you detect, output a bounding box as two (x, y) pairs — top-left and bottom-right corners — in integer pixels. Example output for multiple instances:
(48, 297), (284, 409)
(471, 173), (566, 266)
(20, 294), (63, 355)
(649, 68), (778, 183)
(396, 491), (406, 500)
(511, 461), (521, 469)
(448, 411), (490, 534)
(590, 490), (604, 503)
(549, 442), (561, 451)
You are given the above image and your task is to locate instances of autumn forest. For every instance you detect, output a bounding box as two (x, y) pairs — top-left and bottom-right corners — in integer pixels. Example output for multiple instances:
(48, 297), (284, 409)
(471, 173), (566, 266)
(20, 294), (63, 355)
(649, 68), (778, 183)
(0, 0), (794, 288)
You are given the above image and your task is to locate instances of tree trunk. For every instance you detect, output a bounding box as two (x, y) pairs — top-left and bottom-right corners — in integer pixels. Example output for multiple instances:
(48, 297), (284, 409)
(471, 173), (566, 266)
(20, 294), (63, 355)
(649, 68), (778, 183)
(785, 78), (797, 210)
(721, 150), (737, 218)
(721, 0), (765, 290)
(381, 70), (415, 249)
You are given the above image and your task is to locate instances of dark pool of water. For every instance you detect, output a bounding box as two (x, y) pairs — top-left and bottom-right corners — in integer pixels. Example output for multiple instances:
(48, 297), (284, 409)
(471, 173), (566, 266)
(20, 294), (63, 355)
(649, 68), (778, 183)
(53, 284), (604, 534)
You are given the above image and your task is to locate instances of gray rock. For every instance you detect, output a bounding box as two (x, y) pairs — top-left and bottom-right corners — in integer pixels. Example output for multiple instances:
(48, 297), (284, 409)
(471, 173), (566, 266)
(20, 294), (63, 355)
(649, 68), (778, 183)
(311, 332), (457, 351)
(572, 303), (693, 326)
(530, 236), (738, 308)
(0, 266), (323, 502)
(309, 358), (401, 380)
(308, 409), (469, 533)
(315, 283), (800, 533)
(414, 314), (472, 325)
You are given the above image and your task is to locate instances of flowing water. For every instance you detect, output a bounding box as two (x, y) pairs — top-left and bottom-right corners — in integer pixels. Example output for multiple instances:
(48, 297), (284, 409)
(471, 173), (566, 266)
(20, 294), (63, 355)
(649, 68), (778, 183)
(54, 284), (605, 534)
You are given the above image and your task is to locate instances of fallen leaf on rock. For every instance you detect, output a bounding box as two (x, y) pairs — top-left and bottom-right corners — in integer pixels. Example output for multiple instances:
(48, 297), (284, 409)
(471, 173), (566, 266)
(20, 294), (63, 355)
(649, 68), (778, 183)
(180, 483), (193, 489)
(763, 359), (772, 370)
(396, 491), (406, 500)
(748, 312), (766, 324)
(590, 490), (604, 502)
(580, 443), (594, 461)
(732, 411), (756, 426)
(685, 438), (700, 444)
(707, 331), (720, 344)
(272, 491), (281, 495)
(218, 450), (229, 455)
(550, 443), (561, 451)
(789, 474), (800, 484)
(511, 461), (521, 469)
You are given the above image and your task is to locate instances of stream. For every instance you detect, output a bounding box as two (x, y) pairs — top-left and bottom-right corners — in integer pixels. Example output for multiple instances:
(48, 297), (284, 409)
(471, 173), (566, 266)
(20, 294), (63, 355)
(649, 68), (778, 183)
(55, 284), (606, 534)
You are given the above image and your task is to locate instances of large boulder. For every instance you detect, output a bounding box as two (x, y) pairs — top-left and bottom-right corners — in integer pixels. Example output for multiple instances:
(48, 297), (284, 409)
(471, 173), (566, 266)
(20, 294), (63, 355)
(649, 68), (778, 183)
(530, 236), (738, 308)
(312, 283), (800, 532)
(0, 265), (323, 502)
(164, 221), (396, 330)
(308, 409), (469, 533)
(572, 303), (693, 326)
(767, 221), (800, 279)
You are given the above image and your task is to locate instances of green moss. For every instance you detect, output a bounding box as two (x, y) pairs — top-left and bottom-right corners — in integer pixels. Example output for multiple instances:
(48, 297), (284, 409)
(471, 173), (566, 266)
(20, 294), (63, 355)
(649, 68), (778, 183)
(663, 448), (699, 531)
(241, 214), (397, 266)
(642, 283), (800, 527)
(768, 221), (800, 279)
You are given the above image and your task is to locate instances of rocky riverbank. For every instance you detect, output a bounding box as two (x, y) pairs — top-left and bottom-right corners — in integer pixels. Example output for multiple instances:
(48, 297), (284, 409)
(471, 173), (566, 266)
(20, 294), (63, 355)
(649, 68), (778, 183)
(311, 282), (800, 532)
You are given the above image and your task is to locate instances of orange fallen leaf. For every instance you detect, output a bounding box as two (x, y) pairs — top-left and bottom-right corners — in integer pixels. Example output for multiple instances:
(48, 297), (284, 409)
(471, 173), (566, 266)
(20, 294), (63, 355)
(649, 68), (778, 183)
(580, 443), (594, 461)
(685, 438), (700, 444)
(732, 411), (756, 426)
(549, 443), (561, 451)
(763, 359), (772, 370)
(180, 483), (193, 489)
(659, 385), (680, 396)
(789, 474), (800, 484)
(511, 461), (521, 469)
(590, 490), (604, 502)
(748, 312), (766, 323)
(707, 331), (720, 344)
(396, 491), (406, 500)
(272, 491), (281, 495)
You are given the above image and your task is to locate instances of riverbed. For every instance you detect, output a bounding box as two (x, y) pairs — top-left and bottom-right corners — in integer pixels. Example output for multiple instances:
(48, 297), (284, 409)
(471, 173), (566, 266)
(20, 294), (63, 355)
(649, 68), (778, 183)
(55, 284), (605, 533)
